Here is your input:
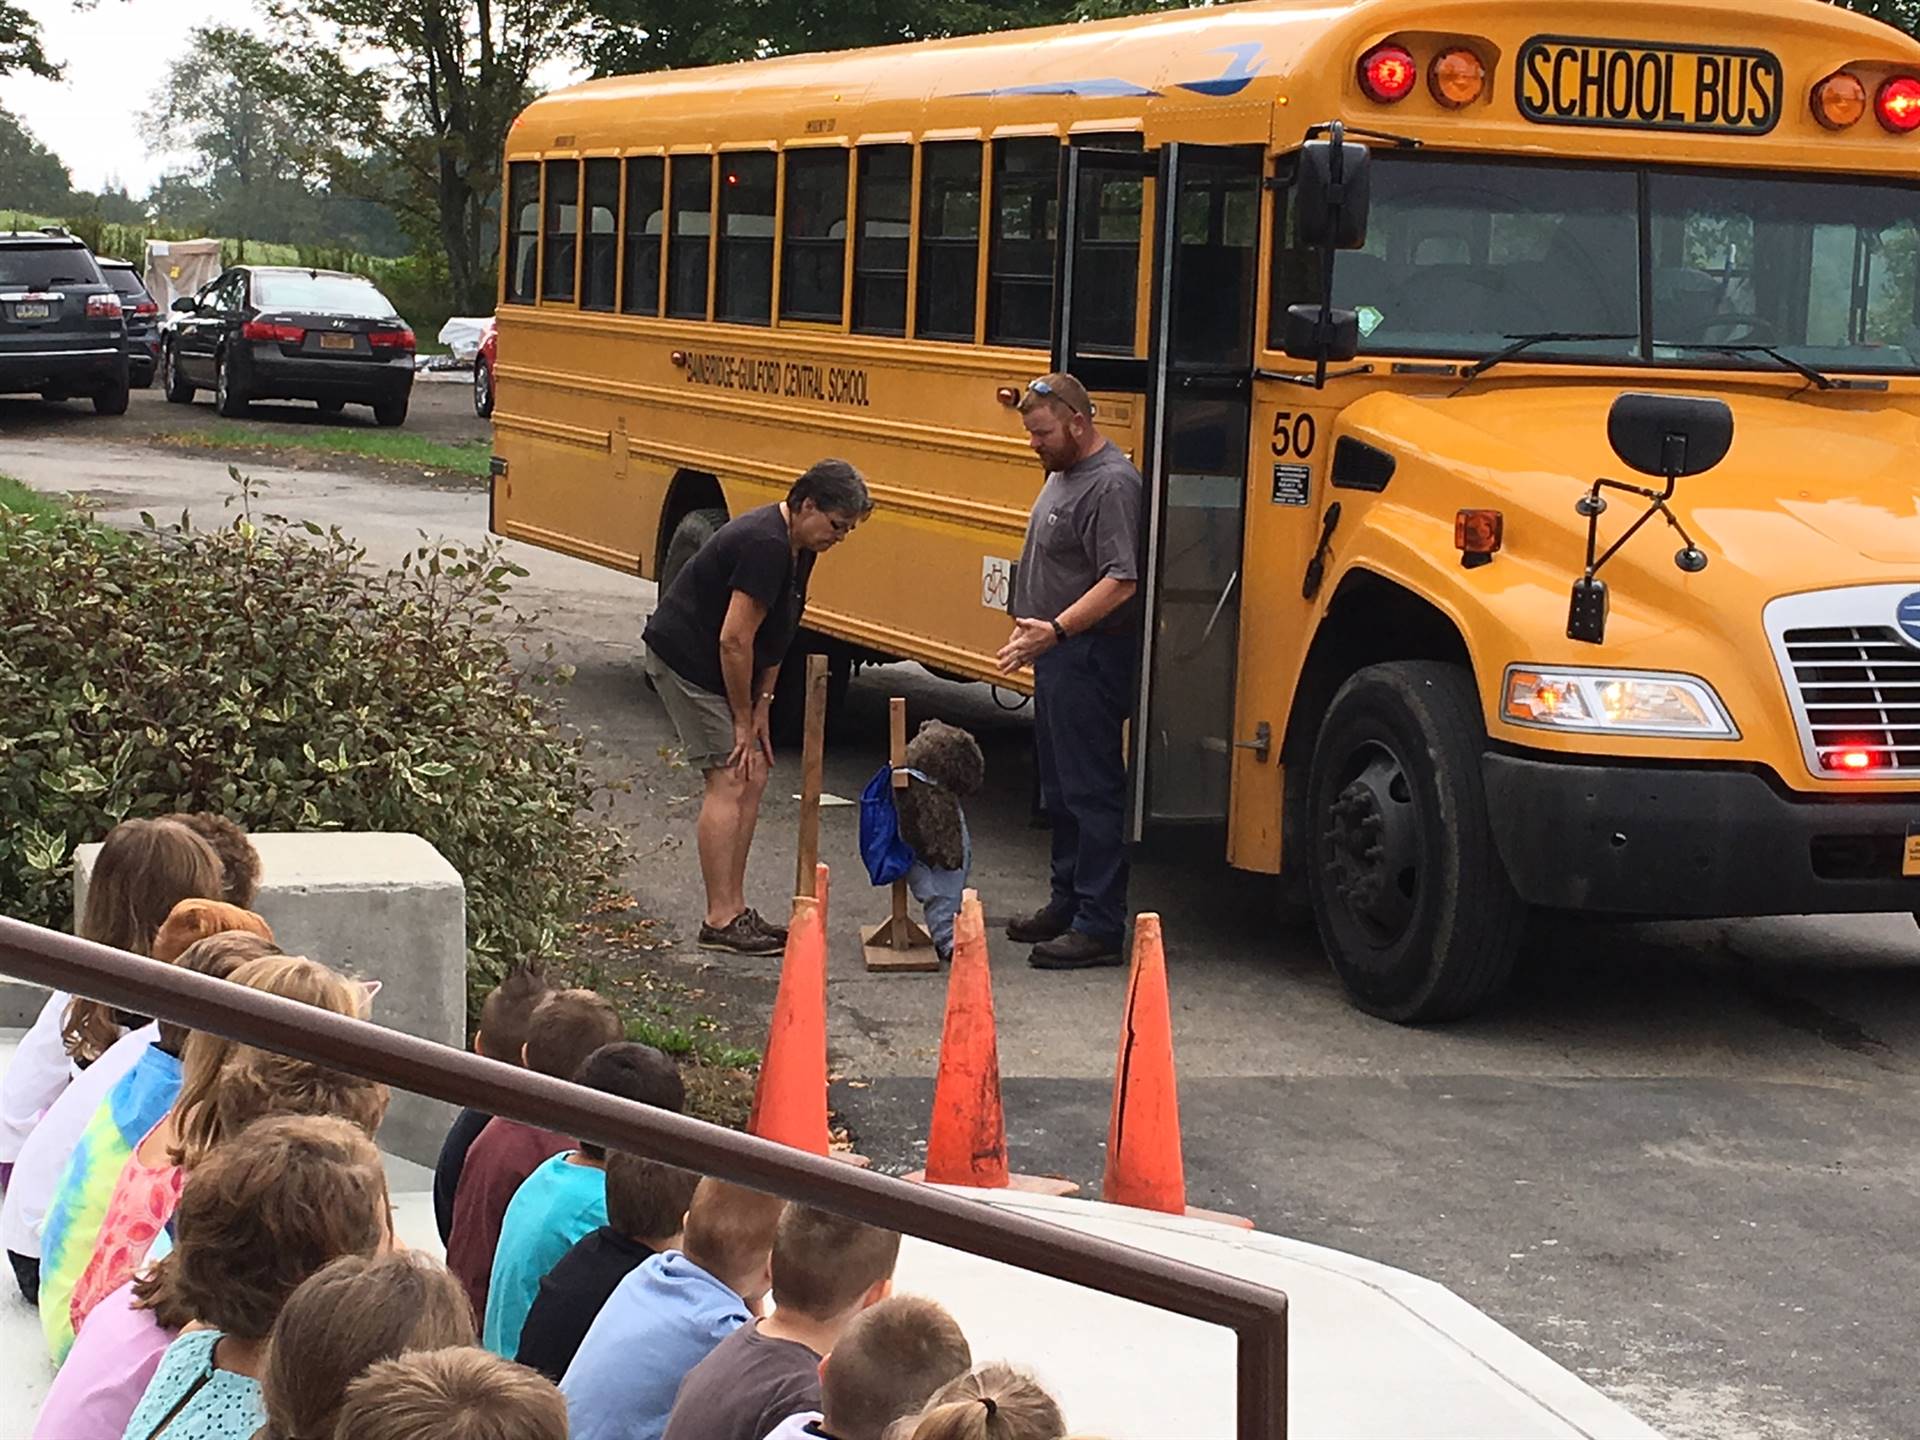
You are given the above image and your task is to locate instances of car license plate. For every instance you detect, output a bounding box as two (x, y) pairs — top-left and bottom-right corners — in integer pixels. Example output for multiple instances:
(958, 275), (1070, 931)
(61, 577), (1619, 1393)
(1517, 36), (1783, 135)
(319, 333), (355, 351)
(1903, 825), (1920, 877)
(13, 302), (49, 321)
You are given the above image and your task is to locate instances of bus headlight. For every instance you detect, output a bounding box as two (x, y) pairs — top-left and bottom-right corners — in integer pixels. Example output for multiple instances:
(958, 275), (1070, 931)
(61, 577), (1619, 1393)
(1503, 666), (1737, 737)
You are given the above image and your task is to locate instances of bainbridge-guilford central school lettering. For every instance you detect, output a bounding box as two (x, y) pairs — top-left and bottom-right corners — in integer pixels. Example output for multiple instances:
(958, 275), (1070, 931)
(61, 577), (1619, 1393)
(682, 351), (871, 407)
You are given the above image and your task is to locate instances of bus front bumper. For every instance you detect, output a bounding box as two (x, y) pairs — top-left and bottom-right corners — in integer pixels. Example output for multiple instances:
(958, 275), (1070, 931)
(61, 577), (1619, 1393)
(1482, 752), (1920, 917)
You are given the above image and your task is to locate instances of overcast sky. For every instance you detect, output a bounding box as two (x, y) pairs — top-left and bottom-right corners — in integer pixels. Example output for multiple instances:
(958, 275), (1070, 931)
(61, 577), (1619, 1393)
(9, 0), (587, 198)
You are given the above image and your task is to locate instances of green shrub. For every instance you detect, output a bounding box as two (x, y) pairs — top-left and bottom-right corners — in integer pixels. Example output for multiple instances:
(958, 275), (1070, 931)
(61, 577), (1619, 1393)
(0, 476), (620, 1005)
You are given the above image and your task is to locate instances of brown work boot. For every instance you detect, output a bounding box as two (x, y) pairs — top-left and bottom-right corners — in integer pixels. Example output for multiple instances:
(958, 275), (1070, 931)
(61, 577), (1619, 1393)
(698, 912), (783, 955)
(1028, 929), (1123, 970)
(1005, 904), (1074, 945)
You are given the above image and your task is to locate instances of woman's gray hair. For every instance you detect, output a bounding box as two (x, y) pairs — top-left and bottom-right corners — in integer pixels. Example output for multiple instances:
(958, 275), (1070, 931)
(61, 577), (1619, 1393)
(788, 458), (873, 517)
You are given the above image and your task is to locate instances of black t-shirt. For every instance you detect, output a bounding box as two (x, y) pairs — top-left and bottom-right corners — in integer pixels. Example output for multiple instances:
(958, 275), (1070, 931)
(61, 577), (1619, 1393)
(514, 1226), (655, 1382)
(432, 1105), (492, 1245)
(642, 504), (814, 695)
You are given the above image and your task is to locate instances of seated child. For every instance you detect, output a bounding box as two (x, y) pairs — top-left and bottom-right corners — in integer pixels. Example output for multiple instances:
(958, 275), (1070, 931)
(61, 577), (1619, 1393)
(447, 988), (624, 1322)
(0, 816), (222, 1232)
(664, 1205), (902, 1440)
(336, 1347), (568, 1440)
(162, 811), (262, 908)
(760, 1295), (972, 1440)
(257, 1252), (476, 1440)
(0, 902), (272, 1303)
(435, 966), (550, 1243)
(516, 1152), (699, 1381)
(44, 955), (378, 1360)
(901, 1365), (1066, 1440)
(118, 1113), (395, 1440)
(895, 720), (985, 963)
(484, 1041), (686, 1357)
(561, 1179), (785, 1440)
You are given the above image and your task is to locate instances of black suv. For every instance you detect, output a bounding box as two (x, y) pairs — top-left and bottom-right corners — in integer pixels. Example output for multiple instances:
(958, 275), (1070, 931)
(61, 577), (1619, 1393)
(0, 230), (130, 414)
(163, 265), (415, 425)
(97, 257), (161, 388)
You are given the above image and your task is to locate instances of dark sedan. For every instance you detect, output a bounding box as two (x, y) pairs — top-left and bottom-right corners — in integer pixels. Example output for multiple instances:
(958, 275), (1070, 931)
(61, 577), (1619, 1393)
(163, 265), (415, 426)
(96, 258), (161, 388)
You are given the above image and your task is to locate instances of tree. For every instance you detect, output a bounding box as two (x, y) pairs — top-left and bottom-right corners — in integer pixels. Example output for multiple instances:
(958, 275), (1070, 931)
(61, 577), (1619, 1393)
(0, 2), (57, 79)
(0, 106), (73, 212)
(1834, 0), (1920, 33)
(259, 1), (593, 315)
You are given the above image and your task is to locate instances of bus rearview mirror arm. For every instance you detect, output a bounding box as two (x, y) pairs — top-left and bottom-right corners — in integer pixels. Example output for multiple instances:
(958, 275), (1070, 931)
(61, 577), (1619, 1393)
(1285, 121), (1378, 388)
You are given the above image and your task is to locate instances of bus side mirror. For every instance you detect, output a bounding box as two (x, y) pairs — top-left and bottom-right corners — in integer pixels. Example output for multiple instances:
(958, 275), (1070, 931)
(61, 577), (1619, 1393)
(1282, 304), (1360, 363)
(1295, 139), (1371, 250)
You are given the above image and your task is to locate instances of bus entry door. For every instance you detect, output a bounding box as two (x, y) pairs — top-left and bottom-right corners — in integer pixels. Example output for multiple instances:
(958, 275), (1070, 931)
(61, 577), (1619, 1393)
(1131, 144), (1261, 835)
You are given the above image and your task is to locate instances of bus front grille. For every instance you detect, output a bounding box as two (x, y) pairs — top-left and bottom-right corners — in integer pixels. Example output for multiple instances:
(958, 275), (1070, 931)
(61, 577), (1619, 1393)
(1775, 611), (1920, 776)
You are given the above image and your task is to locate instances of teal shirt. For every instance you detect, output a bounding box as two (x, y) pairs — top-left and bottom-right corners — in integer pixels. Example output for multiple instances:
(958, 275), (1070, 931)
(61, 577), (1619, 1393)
(484, 1151), (607, 1357)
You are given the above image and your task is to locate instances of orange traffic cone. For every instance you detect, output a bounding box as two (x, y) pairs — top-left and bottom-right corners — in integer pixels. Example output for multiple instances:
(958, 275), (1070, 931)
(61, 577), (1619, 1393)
(908, 892), (1077, 1196)
(747, 893), (831, 1155)
(1103, 914), (1251, 1227)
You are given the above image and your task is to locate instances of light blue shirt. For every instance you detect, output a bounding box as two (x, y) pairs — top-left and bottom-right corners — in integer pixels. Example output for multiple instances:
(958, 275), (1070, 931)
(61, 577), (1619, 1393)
(561, 1250), (750, 1440)
(121, 1329), (263, 1440)
(484, 1151), (608, 1357)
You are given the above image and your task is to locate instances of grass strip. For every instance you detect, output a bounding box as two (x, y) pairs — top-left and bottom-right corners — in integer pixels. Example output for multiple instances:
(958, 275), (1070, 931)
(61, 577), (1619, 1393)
(0, 474), (74, 528)
(157, 424), (491, 478)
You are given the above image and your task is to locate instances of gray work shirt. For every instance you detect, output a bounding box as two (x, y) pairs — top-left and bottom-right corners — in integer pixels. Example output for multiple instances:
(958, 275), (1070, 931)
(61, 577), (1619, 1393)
(1011, 440), (1143, 632)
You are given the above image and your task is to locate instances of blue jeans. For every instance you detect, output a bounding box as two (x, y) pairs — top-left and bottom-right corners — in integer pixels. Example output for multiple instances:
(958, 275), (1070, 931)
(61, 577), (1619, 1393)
(1032, 631), (1134, 943)
(906, 815), (970, 958)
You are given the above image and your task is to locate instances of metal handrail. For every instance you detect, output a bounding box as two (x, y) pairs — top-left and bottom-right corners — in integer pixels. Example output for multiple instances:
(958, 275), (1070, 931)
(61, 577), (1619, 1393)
(0, 916), (1285, 1436)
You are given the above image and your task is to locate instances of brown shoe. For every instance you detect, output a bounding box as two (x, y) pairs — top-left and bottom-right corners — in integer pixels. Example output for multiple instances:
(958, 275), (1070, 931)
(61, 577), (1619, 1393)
(698, 912), (784, 955)
(1028, 930), (1123, 970)
(745, 908), (789, 945)
(1005, 905), (1074, 945)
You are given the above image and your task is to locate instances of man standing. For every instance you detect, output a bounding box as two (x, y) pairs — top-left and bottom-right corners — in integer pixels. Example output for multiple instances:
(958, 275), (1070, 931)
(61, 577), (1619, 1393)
(997, 373), (1142, 970)
(644, 460), (872, 954)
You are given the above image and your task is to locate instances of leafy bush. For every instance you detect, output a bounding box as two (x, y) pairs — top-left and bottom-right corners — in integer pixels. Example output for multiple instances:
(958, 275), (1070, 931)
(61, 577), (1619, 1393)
(0, 477), (620, 1005)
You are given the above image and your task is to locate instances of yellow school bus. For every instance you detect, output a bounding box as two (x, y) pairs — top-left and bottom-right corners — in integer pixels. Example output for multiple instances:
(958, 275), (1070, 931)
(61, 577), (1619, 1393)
(490, 0), (1920, 1020)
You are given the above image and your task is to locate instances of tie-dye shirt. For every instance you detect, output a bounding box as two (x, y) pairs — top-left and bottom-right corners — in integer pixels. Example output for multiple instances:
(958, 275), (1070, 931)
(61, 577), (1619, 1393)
(37, 1046), (181, 1364)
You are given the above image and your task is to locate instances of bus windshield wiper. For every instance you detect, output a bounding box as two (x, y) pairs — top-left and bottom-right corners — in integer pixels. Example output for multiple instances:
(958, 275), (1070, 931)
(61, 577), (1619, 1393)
(1663, 342), (1835, 391)
(1458, 331), (1636, 383)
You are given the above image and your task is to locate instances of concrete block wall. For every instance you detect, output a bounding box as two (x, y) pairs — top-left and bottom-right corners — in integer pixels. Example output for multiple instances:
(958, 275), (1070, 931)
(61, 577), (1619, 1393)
(71, 832), (466, 1166)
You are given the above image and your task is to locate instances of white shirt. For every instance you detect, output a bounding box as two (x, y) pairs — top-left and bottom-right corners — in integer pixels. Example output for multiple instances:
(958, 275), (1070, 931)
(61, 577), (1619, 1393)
(0, 1023), (157, 1257)
(762, 1414), (826, 1440)
(0, 992), (80, 1165)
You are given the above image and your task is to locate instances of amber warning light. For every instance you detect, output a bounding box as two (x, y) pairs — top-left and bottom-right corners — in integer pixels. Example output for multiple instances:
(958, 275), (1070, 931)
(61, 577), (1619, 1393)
(1430, 48), (1486, 108)
(1360, 44), (1417, 102)
(1811, 70), (1866, 129)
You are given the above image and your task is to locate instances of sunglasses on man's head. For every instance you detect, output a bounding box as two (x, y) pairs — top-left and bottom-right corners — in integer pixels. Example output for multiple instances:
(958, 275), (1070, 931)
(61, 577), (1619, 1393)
(1027, 378), (1094, 417)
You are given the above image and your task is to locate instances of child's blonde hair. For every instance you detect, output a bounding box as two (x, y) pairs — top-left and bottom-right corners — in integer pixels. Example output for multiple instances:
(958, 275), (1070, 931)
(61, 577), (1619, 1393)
(65, 818), (223, 1062)
(902, 1365), (1066, 1440)
(259, 1252), (475, 1440)
(333, 1348), (568, 1440)
(168, 955), (372, 1169)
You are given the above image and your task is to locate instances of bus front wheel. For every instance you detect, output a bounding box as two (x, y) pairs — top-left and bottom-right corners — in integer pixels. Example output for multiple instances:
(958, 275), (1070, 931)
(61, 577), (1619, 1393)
(1306, 660), (1524, 1022)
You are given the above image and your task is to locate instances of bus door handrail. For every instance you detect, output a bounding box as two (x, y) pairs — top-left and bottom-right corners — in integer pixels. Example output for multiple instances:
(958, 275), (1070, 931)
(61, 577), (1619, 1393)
(0, 916), (1286, 1438)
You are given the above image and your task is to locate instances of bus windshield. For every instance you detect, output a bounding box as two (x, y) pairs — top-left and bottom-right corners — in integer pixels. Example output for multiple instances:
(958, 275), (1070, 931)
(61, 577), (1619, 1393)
(1288, 153), (1920, 375)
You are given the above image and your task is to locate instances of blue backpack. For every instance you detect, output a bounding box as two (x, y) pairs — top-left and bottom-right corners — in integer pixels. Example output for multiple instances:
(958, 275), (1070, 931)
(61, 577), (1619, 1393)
(858, 764), (927, 886)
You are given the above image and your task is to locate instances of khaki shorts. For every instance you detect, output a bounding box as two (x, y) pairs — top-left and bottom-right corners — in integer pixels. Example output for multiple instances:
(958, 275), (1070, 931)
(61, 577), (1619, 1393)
(645, 650), (738, 771)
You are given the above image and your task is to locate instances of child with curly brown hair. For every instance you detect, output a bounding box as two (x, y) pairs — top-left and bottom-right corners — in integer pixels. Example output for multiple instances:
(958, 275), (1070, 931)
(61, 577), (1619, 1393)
(117, 1113), (395, 1440)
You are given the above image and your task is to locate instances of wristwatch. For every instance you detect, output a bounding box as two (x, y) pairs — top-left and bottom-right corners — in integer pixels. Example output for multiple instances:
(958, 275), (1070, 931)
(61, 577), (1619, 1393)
(1049, 618), (1069, 644)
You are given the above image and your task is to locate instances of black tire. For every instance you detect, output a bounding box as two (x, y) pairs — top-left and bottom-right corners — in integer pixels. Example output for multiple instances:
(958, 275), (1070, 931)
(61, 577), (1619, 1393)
(1306, 660), (1525, 1022)
(162, 343), (194, 404)
(473, 356), (494, 418)
(92, 361), (130, 416)
(213, 350), (248, 418)
(660, 506), (729, 594)
(373, 393), (409, 427)
(317, 399), (345, 417)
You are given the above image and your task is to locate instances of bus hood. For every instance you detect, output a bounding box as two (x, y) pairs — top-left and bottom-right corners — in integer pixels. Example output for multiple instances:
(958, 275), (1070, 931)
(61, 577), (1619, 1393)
(1351, 385), (1920, 582)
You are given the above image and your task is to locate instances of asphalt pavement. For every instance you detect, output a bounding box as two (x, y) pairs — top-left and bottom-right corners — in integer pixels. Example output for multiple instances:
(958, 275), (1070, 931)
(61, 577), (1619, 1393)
(4, 398), (1918, 1439)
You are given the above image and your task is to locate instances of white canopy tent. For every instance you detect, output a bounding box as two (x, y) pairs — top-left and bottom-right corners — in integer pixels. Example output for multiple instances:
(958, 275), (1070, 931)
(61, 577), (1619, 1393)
(141, 238), (223, 312)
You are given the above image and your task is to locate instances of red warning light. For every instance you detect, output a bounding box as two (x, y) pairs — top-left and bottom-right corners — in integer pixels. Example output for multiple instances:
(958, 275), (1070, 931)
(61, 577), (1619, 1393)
(1822, 747), (1881, 771)
(1876, 75), (1920, 132)
(1359, 44), (1418, 103)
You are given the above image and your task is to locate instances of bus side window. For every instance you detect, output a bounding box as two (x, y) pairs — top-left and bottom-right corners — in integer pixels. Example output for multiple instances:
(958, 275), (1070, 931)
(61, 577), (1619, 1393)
(853, 145), (911, 336)
(667, 156), (712, 320)
(988, 138), (1061, 348)
(542, 159), (580, 304)
(781, 150), (849, 324)
(718, 151), (777, 325)
(622, 157), (664, 316)
(917, 141), (983, 342)
(581, 159), (620, 312)
(506, 162), (540, 305)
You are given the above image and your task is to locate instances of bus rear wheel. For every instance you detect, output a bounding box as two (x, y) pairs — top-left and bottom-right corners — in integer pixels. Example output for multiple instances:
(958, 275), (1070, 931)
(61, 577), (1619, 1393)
(1306, 660), (1524, 1022)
